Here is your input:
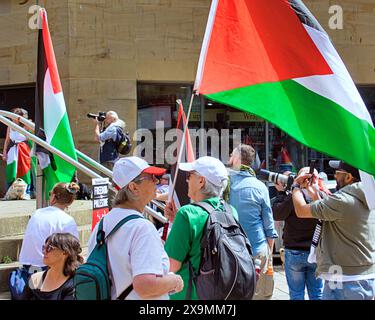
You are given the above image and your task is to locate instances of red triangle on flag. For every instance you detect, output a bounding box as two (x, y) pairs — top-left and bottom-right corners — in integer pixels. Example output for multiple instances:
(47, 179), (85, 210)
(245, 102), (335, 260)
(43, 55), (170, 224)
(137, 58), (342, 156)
(197, 0), (332, 95)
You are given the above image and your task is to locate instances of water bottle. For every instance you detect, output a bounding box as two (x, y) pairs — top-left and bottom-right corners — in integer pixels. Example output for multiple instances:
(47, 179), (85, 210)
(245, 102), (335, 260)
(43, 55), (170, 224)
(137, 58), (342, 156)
(254, 258), (262, 281)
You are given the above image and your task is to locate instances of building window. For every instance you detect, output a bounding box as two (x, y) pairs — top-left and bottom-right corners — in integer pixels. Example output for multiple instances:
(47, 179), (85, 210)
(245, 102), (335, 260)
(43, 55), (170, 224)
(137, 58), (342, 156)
(0, 84), (35, 139)
(137, 82), (194, 131)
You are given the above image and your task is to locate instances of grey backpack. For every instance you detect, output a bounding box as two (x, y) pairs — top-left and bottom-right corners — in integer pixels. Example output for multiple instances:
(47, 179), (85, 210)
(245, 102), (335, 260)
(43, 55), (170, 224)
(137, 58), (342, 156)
(187, 200), (256, 300)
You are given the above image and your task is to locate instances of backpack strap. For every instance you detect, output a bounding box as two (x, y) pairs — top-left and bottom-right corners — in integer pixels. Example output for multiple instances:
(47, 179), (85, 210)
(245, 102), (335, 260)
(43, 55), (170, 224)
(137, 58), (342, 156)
(117, 284), (134, 300)
(194, 200), (236, 227)
(97, 214), (144, 300)
(106, 214), (144, 239)
(185, 261), (195, 300)
(192, 201), (216, 214)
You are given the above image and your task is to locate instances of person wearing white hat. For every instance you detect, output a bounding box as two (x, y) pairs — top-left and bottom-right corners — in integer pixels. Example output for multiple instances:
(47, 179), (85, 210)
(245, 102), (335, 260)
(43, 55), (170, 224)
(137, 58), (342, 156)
(87, 156), (183, 300)
(164, 156), (238, 300)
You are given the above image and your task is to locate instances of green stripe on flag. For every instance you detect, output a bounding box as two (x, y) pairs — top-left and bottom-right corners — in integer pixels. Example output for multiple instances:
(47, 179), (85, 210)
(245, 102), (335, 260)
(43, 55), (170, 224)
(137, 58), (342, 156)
(50, 113), (77, 183)
(206, 80), (375, 175)
(5, 161), (17, 185)
(43, 164), (60, 200)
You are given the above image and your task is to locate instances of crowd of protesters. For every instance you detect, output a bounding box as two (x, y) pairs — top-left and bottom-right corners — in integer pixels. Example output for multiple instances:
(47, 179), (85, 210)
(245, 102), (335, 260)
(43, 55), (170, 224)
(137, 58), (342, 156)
(4, 136), (375, 300)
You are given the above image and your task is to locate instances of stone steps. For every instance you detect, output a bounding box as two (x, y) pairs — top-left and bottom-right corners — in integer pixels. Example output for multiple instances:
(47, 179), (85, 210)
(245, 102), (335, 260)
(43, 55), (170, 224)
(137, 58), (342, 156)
(0, 225), (92, 263)
(0, 200), (93, 296)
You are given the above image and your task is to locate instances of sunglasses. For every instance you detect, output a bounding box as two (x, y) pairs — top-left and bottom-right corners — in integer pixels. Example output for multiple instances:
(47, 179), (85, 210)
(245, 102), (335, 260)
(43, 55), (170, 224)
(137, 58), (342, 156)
(42, 244), (57, 253)
(134, 174), (159, 184)
(186, 171), (199, 180)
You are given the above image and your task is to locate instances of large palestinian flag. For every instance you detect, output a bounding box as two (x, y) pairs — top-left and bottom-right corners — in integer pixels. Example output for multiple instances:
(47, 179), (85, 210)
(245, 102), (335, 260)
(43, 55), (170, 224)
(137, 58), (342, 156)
(35, 9), (77, 199)
(194, 0), (375, 207)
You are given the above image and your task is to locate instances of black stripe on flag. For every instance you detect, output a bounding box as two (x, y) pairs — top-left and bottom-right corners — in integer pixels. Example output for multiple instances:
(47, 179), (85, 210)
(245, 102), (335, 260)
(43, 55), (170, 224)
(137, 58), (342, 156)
(35, 28), (47, 137)
(34, 27), (56, 170)
(288, 0), (326, 33)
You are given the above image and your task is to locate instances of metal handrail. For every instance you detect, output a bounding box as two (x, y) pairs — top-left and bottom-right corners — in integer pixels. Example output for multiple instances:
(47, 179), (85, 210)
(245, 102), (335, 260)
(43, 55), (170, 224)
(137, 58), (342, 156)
(0, 111), (167, 223)
(0, 114), (101, 179)
(0, 110), (113, 178)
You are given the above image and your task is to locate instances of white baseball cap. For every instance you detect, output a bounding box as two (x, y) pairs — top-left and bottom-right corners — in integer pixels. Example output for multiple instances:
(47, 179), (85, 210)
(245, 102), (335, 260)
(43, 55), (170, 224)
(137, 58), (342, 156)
(179, 156), (228, 187)
(113, 156), (166, 189)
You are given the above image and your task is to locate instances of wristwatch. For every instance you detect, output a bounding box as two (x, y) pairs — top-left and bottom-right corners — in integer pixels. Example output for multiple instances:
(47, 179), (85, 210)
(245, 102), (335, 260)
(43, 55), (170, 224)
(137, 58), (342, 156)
(291, 183), (300, 192)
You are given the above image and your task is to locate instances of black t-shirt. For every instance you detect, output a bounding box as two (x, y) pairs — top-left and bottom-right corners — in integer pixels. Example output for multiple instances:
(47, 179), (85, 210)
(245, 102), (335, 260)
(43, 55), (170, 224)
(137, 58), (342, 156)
(26, 271), (75, 300)
(272, 191), (318, 251)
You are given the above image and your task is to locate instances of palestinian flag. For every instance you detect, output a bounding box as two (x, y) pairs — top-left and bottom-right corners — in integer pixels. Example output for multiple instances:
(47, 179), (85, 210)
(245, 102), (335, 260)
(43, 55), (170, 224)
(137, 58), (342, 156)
(169, 100), (195, 207)
(35, 9), (77, 199)
(194, 0), (375, 207)
(5, 135), (31, 186)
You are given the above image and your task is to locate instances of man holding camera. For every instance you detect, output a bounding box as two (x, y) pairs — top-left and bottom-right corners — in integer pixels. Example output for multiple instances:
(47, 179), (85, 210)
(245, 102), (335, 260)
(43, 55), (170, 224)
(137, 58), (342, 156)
(93, 111), (125, 170)
(292, 160), (375, 300)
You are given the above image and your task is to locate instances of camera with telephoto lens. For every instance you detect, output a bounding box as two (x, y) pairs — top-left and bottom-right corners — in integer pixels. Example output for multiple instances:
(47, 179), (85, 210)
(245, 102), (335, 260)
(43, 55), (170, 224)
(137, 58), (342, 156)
(257, 169), (296, 192)
(87, 111), (106, 122)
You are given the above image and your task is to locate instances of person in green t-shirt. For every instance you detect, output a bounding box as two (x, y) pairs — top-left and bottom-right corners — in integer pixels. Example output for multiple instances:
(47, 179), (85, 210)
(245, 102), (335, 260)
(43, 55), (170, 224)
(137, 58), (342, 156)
(164, 156), (238, 300)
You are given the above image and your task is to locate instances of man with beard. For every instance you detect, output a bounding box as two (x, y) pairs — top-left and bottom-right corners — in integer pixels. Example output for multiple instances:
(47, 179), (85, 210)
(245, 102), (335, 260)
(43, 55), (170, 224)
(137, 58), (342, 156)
(292, 160), (375, 300)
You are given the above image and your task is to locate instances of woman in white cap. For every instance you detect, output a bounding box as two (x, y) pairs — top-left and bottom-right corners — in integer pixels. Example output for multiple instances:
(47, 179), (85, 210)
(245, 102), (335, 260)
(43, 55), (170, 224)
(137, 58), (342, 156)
(164, 156), (239, 300)
(87, 156), (183, 300)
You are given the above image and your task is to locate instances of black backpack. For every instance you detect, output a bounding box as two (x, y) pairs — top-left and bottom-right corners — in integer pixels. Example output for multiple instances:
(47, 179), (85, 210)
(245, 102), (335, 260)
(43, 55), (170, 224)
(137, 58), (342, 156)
(114, 126), (132, 155)
(186, 200), (256, 300)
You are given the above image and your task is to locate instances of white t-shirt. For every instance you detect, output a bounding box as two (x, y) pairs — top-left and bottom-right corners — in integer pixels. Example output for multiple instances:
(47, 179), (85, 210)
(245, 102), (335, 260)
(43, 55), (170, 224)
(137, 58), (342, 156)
(87, 208), (170, 300)
(19, 206), (79, 267)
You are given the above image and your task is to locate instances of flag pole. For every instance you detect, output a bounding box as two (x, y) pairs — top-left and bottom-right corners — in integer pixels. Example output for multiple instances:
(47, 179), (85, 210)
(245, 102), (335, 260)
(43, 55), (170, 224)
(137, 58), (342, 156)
(169, 93), (195, 204)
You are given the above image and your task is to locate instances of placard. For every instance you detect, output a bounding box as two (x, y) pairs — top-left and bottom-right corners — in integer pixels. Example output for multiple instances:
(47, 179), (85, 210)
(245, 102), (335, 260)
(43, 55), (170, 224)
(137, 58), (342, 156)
(91, 178), (110, 230)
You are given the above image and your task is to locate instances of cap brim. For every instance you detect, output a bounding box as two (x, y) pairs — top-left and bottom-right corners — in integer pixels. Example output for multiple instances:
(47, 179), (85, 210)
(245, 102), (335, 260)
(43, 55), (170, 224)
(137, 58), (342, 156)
(328, 160), (340, 169)
(179, 162), (195, 172)
(143, 166), (166, 176)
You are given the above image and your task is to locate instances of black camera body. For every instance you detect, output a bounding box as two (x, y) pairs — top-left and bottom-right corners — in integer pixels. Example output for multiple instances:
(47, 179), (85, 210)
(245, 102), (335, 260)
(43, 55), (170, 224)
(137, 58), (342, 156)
(87, 111), (106, 122)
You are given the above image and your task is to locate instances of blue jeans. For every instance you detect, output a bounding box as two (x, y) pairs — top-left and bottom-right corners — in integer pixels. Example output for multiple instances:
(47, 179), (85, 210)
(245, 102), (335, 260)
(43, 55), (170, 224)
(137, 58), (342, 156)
(323, 279), (375, 300)
(284, 249), (323, 300)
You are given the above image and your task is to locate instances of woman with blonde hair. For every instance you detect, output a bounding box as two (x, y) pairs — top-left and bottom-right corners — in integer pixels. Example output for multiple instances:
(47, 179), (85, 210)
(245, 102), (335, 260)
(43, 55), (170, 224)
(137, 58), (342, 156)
(25, 233), (83, 300)
(18, 182), (80, 275)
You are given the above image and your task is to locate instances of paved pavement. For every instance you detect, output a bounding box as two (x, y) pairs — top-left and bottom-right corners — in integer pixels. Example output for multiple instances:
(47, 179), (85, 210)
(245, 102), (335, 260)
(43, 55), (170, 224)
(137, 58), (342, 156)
(0, 259), (294, 301)
(0, 264), (293, 301)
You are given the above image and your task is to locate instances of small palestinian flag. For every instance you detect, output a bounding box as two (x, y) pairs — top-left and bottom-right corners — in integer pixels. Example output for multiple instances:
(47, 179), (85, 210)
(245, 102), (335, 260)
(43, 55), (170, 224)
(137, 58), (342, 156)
(169, 100), (195, 208)
(5, 131), (31, 186)
(35, 9), (77, 200)
(194, 0), (375, 207)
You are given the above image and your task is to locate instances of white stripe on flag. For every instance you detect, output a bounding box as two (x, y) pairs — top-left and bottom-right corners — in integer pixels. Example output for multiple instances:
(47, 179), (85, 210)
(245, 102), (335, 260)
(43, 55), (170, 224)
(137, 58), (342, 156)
(360, 171), (375, 210)
(295, 25), (373, 125)
(43, 68), (66, 143)
(6, 145), (17, 165)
